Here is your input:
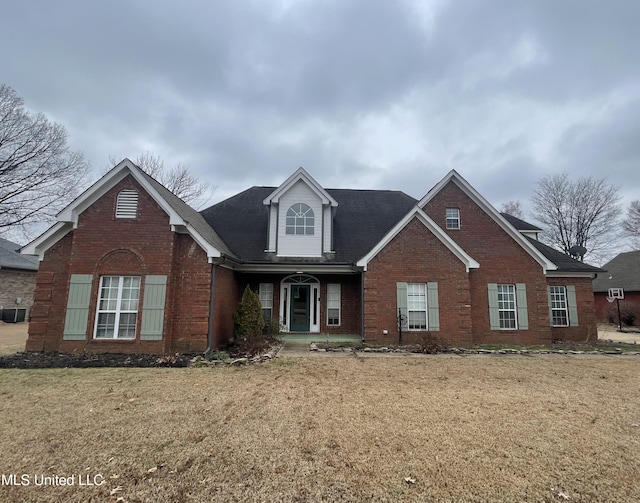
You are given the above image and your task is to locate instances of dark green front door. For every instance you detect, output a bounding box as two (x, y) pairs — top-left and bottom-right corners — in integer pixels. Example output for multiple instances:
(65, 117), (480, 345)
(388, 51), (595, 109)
(290, 285), (310, 331)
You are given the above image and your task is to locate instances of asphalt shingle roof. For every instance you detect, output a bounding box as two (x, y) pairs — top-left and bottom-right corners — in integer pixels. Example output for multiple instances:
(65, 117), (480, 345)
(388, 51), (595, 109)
(592, 250), (640, 292)
(0, 237), (39, 271)
(139, 170), (236, 258)
(501, 213), (602, 274)
(500, 213), (542, 231)
(200, 187), (418, 264)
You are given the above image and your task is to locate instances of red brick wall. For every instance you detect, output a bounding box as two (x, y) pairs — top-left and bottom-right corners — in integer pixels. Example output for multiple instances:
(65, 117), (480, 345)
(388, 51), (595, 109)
(212, 265), (240, 348)
(26, 175), (213, 354)
(26, 234), (72, 352)
(364, 217), (473, 345)
(423, 181), (554, 345)
(169, 235), (212, 353)
(548, 277), (598, 342)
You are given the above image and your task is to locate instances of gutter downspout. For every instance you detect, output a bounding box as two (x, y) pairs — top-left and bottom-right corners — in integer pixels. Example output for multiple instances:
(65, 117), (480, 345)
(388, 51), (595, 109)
(360, 268), (365, 343)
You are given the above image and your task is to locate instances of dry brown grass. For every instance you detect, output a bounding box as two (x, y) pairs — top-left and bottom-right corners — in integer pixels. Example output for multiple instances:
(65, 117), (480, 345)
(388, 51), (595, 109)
(1, 355), (639, 502)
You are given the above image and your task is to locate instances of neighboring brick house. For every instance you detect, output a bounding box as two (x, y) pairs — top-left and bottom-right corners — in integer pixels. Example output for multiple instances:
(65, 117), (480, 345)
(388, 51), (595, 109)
(593, 251), (640, 324)
(21, 159), (602, 353)
(0, 237), (38, 322)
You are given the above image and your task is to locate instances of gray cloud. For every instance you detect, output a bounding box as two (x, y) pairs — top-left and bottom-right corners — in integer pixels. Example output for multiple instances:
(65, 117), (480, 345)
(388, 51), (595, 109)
(2, 0), (639, 249)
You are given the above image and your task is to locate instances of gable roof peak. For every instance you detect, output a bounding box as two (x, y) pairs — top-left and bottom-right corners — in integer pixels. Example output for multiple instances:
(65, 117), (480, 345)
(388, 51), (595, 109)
(417, 169), (557, 273)
(22, 157), (230, 262)
(263, 167), (338, 207)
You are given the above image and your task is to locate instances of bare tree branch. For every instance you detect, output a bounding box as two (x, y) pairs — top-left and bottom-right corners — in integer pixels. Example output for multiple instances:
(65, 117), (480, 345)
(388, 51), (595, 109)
(622, 200), (640, 248)
(0, 84), (89, 238)
(531, 173), (622, 261)
(500, 200), (525, 219)
(107, 151), (214, 208)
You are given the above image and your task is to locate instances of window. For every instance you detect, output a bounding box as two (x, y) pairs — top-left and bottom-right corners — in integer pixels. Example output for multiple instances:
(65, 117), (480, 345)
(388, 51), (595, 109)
(286, 203), (314, 235)
(116, 189), (138, 218)
(407, 283), (427, 330)
(259, 283), (273, 323)
(95, 276), (140, 339)
(549, 286), (569, 326)
(327, 284), (341, 326)
(446, 208), (460, 229)
(497, 284), (517, 329)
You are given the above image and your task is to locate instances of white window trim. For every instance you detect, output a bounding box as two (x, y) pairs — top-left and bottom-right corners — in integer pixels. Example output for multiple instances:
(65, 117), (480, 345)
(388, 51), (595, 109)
(550, 286), (569, 327)
(446, 208), (460, 230)
(326, 283), (341, 327)
(407, 283), (428, 331)
(497, 284), (517, 330)
(94, 276), (140, 339)
(259, 283), (274, 322)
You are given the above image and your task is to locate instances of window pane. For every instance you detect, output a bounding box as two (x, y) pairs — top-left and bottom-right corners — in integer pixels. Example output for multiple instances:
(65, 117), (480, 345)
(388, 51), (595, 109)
(500, 311), (516, 329)
(552, 310), (568, 326)
(409, 312), (427, 330)
(446, 208), (460, 229)
(96, 275), (140, 339)
(497, 284), (517, 329)
(95, 313), (116, 338)
(117, 313), (137, 339)
(550, 286), (568, 326)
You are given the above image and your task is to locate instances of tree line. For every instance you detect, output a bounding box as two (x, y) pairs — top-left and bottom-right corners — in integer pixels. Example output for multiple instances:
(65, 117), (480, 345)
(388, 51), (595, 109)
(1, 83), (638, 262)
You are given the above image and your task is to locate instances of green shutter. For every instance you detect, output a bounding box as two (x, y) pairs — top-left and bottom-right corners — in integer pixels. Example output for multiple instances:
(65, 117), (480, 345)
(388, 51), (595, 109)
(427, 282), (440, 331)
(516, 283), (528, 330)
(63, 274), (93, 340)
(567, 285), (579, 326)
(140, 275), (167, 340)
(488, 283), (500, 330)
(396, 282), (408, 328)
(547, 287), (554, 326)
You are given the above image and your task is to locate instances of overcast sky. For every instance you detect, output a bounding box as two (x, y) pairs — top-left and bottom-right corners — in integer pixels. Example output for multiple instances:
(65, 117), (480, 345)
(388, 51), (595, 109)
(3, 1), (638, 232)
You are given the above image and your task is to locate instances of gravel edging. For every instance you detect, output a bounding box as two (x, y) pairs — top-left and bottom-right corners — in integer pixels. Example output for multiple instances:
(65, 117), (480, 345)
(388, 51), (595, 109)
(310, 343), (640, 356)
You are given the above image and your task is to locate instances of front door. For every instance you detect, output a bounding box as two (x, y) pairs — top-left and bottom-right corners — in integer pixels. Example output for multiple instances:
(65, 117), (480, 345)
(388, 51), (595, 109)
(290, 285), (310, 331)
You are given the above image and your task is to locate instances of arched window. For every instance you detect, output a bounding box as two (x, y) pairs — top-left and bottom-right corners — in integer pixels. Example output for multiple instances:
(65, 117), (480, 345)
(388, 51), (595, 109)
(116, 189), (138, 219)
(286, 203), (314, 235)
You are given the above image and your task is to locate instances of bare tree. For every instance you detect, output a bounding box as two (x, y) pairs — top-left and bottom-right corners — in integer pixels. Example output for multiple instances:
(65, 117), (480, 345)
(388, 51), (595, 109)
(531, 173), (621, 261)
(622, 200), (640, 246)
(0, 84), (89, 238)
(109, 152), (212, 208)
(500, 200), (525, 219)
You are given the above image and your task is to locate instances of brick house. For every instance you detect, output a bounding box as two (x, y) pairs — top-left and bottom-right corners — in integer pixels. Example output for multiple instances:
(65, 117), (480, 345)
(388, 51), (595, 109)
(21, 159), (602, 353)
(592, 250), (640, 324)
(0, 237), (38, 323)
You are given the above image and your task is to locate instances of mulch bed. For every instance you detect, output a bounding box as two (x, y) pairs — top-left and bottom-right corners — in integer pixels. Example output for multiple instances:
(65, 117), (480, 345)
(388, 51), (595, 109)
(0, 351), (194, 369)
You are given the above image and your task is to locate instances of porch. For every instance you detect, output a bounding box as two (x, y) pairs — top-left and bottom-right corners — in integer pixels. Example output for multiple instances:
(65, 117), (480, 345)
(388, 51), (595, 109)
(279, 333), (362, 344)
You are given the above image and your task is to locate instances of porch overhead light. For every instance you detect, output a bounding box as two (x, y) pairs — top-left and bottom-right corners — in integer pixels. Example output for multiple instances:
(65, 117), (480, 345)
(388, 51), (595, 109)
(296, 271), (304, 274)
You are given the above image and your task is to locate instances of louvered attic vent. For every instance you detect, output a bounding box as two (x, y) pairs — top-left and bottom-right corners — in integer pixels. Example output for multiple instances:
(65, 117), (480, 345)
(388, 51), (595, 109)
(116, 189), (138, 218)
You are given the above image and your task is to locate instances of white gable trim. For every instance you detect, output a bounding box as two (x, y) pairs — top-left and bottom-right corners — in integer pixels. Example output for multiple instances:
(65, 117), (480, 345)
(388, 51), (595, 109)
(418, 170), (557, 273)
(21, 222), (73, 261)
(262, 167), (338, 207)
(357, 207), (480, 272)
(21, 159), (222, 261)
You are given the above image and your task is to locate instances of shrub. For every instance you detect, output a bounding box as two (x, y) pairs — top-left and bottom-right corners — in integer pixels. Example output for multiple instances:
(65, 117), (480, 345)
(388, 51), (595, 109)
(264, 319), (282, 338)
(416, 332), (448, 354)
(233, 286), (265, 340)
(606, 300), (640, 327)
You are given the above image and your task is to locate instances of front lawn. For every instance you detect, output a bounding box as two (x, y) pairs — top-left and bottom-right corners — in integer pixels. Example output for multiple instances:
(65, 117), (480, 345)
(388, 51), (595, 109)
(1, 356), (639, 502)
